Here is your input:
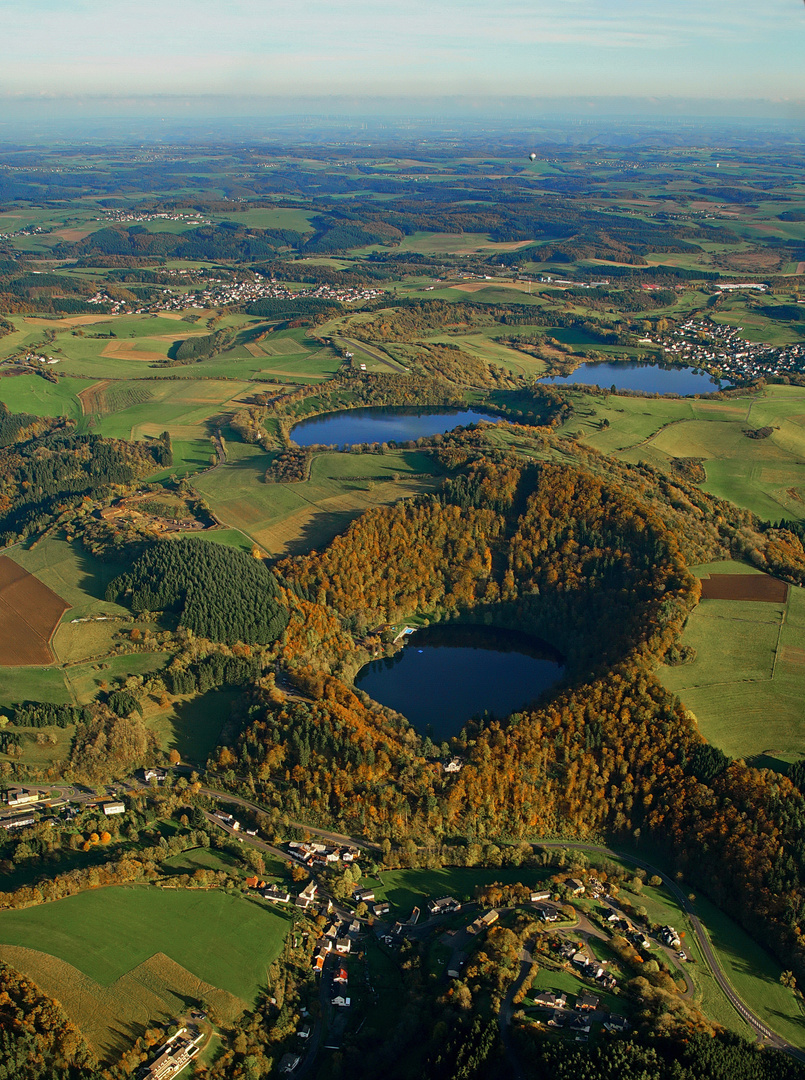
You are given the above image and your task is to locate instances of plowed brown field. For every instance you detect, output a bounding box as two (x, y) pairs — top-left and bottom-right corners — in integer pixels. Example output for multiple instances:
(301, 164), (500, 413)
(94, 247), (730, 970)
(699, 573), (788, 603)
(0, 556), (69, 664)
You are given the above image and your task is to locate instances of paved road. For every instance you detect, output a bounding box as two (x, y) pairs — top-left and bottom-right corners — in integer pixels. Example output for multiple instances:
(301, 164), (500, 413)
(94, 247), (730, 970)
(194, 785), (382, 854)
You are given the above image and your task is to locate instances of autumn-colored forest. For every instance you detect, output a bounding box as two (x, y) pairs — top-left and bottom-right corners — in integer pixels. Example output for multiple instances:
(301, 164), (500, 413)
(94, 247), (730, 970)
(205, 444), (805, 985)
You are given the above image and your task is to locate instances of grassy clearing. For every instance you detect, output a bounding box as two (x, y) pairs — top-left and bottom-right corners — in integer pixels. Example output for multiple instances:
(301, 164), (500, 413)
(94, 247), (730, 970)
(360, 866), (549, 914)
(212, 207), (315, 231)
(0, 373), (89, 420)
(0, 724), (74, 767)
(140, 687), (239, 763)
(425, 332), (549, 377)
(195, 448), (443, 556)
(660, 562), (805, 764)
(188, 528), (255, 551)
(162, 845), (287, 881)
(64, 651), (168, 705)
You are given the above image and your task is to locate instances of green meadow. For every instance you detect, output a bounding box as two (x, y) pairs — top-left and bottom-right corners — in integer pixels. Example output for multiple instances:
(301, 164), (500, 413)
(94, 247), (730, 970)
(0, 885), (289, 1001)
(560, 384), (805, 522)
(660, 562), (805, 765)
(195, 447), (443, 555)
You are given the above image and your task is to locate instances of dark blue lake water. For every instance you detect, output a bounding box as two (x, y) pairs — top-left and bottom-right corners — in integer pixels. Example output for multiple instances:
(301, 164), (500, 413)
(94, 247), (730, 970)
(290, 406), (499, 448)
(540, 362), (727, 396)
(355, 625), (564, 741)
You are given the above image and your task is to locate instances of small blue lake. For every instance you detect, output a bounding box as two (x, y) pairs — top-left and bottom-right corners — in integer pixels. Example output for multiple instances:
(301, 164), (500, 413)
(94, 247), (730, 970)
(290, 406), (499, 448)
(355, 625), (564, 741)
(540, 361), (727, 396)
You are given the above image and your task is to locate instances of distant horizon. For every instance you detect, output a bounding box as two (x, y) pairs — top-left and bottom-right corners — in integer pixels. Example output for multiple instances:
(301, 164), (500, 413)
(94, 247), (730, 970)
(1, 96), (804, 147)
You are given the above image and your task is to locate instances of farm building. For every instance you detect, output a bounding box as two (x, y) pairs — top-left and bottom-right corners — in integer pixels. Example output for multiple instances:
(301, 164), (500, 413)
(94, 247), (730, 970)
(428, 896), (461, 915)
(468, 910), (499, 935)
(144, 1027), (202, 1080)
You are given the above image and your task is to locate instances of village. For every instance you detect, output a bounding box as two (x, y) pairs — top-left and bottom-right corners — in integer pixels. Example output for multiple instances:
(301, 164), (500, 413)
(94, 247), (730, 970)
(235, 837), (695, 1068)
(76, 276), (386, 316)
(660, 316), (805, 382)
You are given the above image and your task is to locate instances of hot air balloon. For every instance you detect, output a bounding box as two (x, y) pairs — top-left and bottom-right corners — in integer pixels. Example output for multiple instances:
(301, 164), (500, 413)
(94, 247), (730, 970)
(529, 153), (537, 161)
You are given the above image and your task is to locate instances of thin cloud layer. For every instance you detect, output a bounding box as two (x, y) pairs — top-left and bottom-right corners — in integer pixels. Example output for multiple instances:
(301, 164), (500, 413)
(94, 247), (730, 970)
(1, 0), (802, 106)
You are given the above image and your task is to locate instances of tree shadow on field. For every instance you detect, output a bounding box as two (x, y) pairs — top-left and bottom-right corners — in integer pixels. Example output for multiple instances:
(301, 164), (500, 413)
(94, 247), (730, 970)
(71, 541), (129, 601)
(281, 506), (366, 556)
(746, 752), (790, 776)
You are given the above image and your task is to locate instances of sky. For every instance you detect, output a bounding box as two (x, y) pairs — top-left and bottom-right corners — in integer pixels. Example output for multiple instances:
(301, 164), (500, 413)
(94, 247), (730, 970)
(2, 0), (804, 120)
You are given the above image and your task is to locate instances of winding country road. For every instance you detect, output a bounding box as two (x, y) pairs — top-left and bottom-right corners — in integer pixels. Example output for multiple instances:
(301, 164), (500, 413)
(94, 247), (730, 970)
(538, 841), (805, 1059)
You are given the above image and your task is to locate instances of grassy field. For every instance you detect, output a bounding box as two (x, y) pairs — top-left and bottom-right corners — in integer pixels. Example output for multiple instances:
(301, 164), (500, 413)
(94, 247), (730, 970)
(659, 561), (805, 765)
(195, 448), (443, 555)
(0, 539), (137, 727)
(559, 384), (805, 522)
(0, 886), (290, 1059)
(140, 687), (239, 762)
(0, 885), (289, 996)
(0, 373), (91, 420)
(359, 866), (550, 914)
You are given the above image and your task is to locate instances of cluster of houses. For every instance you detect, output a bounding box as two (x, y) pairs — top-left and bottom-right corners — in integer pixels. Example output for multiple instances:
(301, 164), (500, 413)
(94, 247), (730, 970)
(183, 277), (385, 312)
(312, 915), (363, 973)
(256, 879), (330, 917)
(604, 909), (652, 953)
(98, 209), (212, 226)
(531, 987), (623, 1037)
(22, 352), (60, 366)
(661, 317), (805, 382)
(353, 887), (391, 918)
(277, 1020), (312, 1073)
(287, 839), (360, 870)
(556, 940), (617, 991)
